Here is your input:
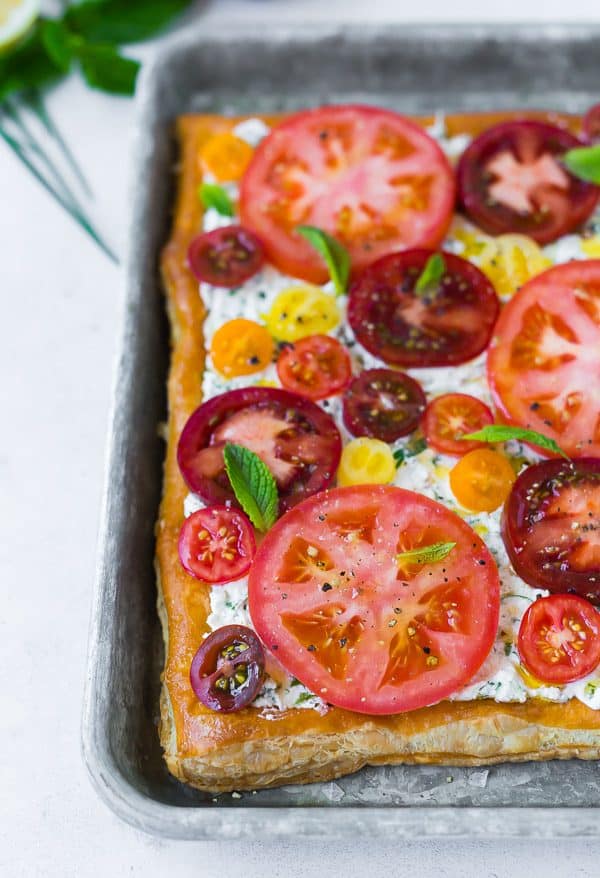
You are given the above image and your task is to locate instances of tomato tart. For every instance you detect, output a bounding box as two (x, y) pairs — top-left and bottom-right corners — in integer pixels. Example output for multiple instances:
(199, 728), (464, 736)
(158, 105), (600, 792)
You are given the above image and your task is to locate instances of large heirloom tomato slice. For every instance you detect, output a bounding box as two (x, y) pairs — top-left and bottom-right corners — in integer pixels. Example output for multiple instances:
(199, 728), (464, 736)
(178, 387), (341, 512)
(348, 249), (499, 368)
(502, 457), (600, 602)
(248, 485), (500, 714)
(457, 120), (599, 244)
(239, 105), (455, 283)
(487, 261), (600, 458)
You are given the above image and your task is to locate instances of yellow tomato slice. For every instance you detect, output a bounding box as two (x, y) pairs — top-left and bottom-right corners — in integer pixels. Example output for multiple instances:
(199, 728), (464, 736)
(264, 286), (340, 342)
(449, 448), (516, 512)
(337, 438), (396, 487)
(210, 318), (274, 378)
(201, 132), (254, 182)
(478, 234), (552, 297)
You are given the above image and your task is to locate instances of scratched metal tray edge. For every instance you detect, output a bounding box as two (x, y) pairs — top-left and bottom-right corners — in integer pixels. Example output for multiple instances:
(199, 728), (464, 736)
(81, 21), (600, 840)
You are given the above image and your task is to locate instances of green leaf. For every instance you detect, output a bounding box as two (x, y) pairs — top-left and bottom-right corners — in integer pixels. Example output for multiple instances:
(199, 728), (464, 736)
(40, 19), (72, 73)
(462, 425), (569, 459)
(295, 691), (317, 705)
(415, 252), (445, 296)
(75, 43), (140, 95)
(0, 24), (64, 100)
(296, 225), (350, 296)
(563, 145), (600, 185)
(199, 182), (234, 217)
(223, 443), (278, 532)
(65, 0), (193, 45)
(397, 541), (456, 567)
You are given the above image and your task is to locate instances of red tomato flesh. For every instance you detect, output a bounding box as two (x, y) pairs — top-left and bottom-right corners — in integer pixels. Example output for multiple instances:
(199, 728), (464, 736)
(248, 485), (500, 714)
(518, 595), (600, 685)
(488, 260), (600, 459)
(240, 105), (455, 283)
(422, 393), (494, 457)
(187, 225), (264, 287)
(276, 335), (352, 401)
(178, 506), (255, 584)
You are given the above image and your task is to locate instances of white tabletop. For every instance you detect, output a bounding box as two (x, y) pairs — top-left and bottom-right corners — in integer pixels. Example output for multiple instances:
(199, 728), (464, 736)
(3, 2), (600, 875)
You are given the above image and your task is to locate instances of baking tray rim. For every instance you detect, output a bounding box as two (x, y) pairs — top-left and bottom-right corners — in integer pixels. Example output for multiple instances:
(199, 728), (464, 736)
(81, 19), (600, 840)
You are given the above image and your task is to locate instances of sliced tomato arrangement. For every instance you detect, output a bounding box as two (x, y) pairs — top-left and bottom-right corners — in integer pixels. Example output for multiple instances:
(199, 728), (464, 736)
(187, 225), (264, 287)
(276, 335), (352, 401)
(248, 485), (499, 715)
(422, 393), (494, 456)
(347, 249), (499, 368)
(239, 105), (455, 283)
(487, 260), (600, 458)
(177, 387), (341, 512)
(178, 506), (255, 584)
(518, 595), (600, 685)
(190, 625), (265, 712)
(583, 104), (600, 144)
(503, 457), (600, 602)
(343, 369), (426, 442)
(457, 120), (599, 244)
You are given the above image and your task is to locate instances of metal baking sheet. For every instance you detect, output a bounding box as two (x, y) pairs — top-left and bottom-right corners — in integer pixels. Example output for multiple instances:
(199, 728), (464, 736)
(81, 22), (600, 840)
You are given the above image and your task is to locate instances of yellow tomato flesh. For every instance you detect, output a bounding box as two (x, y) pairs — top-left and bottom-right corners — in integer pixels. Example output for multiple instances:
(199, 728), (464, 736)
(210, 318), (274, 378)
(449, 448), (516, 513)
(337, 438), (396, 487)
(264, 286), (340, 342)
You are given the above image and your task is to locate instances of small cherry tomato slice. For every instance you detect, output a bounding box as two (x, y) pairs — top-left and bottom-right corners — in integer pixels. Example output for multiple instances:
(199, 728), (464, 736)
(177, 387), (342, 512)
(190, 625), (265, 712)
(187, 225), (264, 288)
(348, 249), (499, 368)
(457, 120), (599, 245)
(178, 506), (256, 584)
(450, 448), (516, 513)
(201, 132), (254, 182)
(264, 286), (341, 342)
(342, 368), (426, 442)
(210, 318), (274, 378)
(337, 437), (396, 486)
(248, 485), (499, 714)
(422, 393), (494, 457)
(487, 260), (600, 459)
(276, 335), (352, 401)
(240, 105), (455, 283)
(583, 104), (600, 144)
(502, 457), (600, 602)
(517, 595), (600, 685)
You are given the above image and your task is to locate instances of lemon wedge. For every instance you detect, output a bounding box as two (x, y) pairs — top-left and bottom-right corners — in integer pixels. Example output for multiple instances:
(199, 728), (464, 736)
(0, 0), (39, 54)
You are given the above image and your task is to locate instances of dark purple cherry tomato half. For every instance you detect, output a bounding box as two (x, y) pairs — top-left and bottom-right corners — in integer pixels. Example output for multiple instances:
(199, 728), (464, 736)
(342, 368), (426, 442)
(583, 104), (600, 144)
(190, 625), (265, 712)
(177, 386), (342, 512)
(187, 225), (264, 287)
(347, 249), (499, 368)
(457, 120), (599, 244)
(502, 458), (600, 603)
(178, 506), (256, 584)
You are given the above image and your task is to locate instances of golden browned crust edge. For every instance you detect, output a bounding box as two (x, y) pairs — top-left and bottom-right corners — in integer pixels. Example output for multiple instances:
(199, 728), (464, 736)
(156, 109), (600, 793)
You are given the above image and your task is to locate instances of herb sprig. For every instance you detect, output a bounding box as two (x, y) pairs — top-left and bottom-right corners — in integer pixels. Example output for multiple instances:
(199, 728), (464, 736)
(223, 443), (279, 532)
(563, 145), (600, 185)
(397, 541), (456, 568)
(463, 425), (568, 459)
(415, 252), (445, 296)
(296, 225), (350, 296)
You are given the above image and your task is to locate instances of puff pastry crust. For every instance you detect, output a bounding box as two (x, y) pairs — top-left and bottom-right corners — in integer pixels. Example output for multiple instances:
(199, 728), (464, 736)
(157, 109), (600, 793)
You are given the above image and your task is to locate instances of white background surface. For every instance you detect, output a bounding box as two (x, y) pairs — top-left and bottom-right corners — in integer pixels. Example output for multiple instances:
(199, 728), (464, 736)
(3, 2), (600, 875)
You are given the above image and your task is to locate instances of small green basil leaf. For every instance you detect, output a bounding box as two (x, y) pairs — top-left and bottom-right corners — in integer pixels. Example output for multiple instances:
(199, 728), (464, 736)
(296, 225), (350, 296)
(64, 0), (194, 45)
(463, 425), (569, 459)
(415, 252), (445, 296)
(397, 541), (456, 567)
(563, 145), (600, 185)
(199, 182), (234, 217)
(75, 43), (140, 95)
(40, 19), (72, 73)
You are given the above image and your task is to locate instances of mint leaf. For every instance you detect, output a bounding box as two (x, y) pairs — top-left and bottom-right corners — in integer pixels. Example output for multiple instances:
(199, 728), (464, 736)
(463, 425), (568, 459)
(563, 145), (600, 185)
(199, 182), (234, 217)
(397, 541), (456, 568)
(40, 20), (72, 73)
(296, 225), (350, 295)
(75, 44), (140, 95)
(65, 0), (193, 45)
(0, 26), (63, 100)
(223, 443), (278, 532)
(415, 252), (445, 296)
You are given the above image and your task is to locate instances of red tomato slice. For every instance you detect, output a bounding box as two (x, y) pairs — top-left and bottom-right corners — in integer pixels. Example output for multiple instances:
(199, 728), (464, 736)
(276, 335), (352, 401)
(178, 506), (255, 584)
(187, 225), (264, 287)
(248, 485), (500, 714)
(239, 105), (455, 283)
(422, 393), (494, 457)
(177, 387), (341, 512)
(342, 368), (426, 442)
(487, 260), (600, 458)
(583, 104), (600, 144)
(517, 595), (600, 685)
(502, 457), (600, 602)
(457, 120), (599, 244)
(348, 249), (499, 368)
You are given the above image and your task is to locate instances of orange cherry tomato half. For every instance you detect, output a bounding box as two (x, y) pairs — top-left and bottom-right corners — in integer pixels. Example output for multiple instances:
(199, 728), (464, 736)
(201, 132), (254, 182)
(422, 393), (494, 457)
(248, 484), (500, 715)
(518, 594), (600, 685)
(449, 448), (516, 513)
(276, 334), (352, 401)
(210, 319), (274, 378)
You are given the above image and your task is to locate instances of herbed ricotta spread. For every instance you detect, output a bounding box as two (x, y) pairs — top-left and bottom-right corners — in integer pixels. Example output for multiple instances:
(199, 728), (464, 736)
(183, 116), (600, 713)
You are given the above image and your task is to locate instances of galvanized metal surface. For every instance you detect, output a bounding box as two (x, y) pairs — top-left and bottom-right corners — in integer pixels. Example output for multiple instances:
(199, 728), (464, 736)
(82, 22), (600, 839)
